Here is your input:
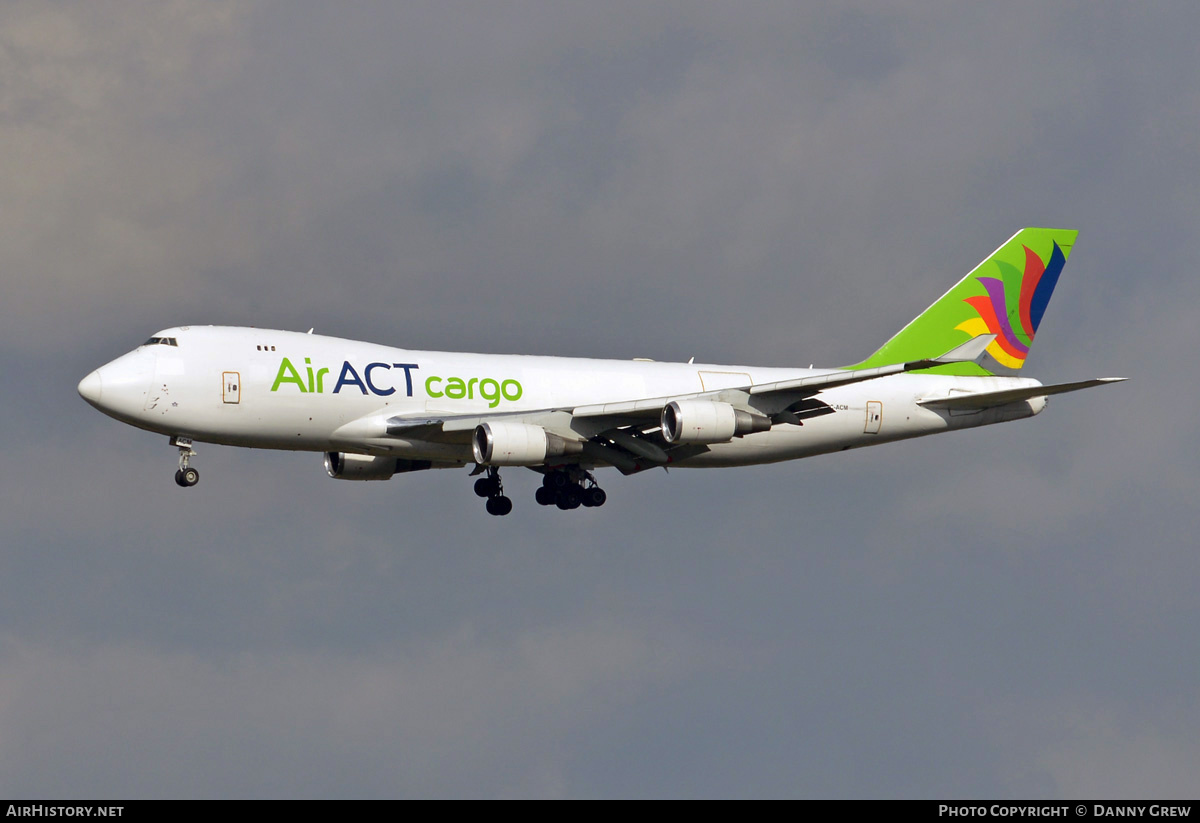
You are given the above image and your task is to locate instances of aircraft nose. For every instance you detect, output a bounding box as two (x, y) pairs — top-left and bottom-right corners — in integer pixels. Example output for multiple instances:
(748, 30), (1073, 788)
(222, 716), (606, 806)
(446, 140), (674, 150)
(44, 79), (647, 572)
(78, 351), (155, 421)
(78, 369), (103, 406)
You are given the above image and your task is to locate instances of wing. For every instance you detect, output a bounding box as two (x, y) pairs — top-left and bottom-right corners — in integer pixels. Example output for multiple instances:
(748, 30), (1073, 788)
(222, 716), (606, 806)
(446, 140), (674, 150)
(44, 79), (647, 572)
(571, 333), (996, 422)
(332, 336), (998, 473)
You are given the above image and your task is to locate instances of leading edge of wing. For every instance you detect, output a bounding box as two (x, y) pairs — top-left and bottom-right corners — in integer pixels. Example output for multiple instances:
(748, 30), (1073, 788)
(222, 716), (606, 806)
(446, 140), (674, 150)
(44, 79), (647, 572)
(571, 335), (996, 420)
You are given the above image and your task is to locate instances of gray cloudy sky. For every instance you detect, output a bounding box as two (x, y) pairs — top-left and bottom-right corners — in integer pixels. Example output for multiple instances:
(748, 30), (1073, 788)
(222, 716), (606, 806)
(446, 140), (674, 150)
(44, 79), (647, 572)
(2, 1), (1197, 798)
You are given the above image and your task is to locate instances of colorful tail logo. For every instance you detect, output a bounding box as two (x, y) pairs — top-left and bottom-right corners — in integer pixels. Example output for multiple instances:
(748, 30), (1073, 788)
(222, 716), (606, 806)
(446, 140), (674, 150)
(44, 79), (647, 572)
(848, 228), (1077, 376)
(954, 242), (1066, 369)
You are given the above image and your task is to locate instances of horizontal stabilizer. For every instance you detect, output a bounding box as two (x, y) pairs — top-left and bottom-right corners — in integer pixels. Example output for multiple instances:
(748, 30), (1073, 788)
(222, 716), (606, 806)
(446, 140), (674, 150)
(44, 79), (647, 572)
(918, 377), (1126, 410)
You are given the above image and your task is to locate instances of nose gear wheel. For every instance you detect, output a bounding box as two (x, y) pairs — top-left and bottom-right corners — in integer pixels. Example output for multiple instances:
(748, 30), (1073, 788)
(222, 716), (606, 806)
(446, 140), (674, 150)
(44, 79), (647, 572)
(171, 436), (199, 487)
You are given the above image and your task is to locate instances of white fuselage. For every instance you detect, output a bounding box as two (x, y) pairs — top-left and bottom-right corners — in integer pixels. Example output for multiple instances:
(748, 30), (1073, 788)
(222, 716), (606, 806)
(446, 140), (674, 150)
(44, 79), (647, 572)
(79, 326), (1045, 471)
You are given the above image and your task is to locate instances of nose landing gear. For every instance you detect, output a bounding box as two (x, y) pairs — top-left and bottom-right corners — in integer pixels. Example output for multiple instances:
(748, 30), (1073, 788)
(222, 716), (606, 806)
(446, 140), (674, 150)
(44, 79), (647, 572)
(474, 467), (513, 516)
(171, 436), (199, 488)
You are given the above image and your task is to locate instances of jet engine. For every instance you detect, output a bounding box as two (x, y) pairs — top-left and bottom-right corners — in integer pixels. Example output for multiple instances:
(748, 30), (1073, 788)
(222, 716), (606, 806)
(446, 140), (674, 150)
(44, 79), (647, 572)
(324, 452), (432, 480)
(661, 400), (771, 444)
(472, 422), (583, 466)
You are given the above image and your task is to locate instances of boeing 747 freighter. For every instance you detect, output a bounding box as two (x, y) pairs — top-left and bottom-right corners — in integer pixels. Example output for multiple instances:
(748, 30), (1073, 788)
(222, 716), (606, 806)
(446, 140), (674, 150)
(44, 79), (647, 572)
(78, 228), (1123, 515)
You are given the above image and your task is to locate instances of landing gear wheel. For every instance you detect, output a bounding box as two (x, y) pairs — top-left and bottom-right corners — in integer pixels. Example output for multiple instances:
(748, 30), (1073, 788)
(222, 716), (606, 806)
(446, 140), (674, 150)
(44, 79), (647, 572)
(485, 495), (513, 516)
(478, 468), (511, 515)
(555, 486), (583, 510)
(172, 436), (199, 489)
(535, 486), (555, 506)
(583, 487), (606, 507)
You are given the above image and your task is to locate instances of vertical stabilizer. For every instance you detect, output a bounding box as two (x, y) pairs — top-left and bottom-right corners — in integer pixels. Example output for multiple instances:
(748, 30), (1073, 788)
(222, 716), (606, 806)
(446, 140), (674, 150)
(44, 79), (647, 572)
(848, 228), (1078, 376)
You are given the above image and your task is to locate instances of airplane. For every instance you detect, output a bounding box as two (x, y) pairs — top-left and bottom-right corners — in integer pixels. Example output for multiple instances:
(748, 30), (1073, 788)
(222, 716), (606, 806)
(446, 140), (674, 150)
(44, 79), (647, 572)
(78, 228), (1123, 515)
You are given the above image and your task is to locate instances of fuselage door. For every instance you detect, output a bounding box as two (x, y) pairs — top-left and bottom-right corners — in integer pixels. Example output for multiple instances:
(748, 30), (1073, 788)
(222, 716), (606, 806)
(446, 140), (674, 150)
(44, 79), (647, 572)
(864, 401), (882, 434)
(223, 371), (241, 404)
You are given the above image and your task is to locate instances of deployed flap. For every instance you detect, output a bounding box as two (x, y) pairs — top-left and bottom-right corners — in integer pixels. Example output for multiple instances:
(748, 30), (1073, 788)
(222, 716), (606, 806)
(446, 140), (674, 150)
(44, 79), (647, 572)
(918, 377), (1126, 410)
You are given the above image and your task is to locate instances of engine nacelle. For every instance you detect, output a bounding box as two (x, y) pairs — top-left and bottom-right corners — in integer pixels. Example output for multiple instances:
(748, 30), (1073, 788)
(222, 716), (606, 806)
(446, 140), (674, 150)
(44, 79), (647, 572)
(472, 422), (583, 466)
(324, 452), (432, 480)
(661, 400), (771, 444)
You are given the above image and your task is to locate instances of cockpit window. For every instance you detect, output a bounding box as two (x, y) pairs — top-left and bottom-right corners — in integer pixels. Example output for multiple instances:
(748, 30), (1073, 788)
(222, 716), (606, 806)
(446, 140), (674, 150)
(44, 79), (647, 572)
(142, 337), (178, 347)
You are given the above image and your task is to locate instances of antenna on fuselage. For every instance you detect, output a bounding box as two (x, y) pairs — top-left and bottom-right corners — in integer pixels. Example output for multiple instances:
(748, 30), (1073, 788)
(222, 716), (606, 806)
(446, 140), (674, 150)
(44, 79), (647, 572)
(306, 328), (314, 334)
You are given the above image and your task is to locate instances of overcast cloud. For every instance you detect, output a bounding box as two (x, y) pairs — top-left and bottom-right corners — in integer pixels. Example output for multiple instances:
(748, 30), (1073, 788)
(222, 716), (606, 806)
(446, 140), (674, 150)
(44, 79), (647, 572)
(1, 1), (1197, 798)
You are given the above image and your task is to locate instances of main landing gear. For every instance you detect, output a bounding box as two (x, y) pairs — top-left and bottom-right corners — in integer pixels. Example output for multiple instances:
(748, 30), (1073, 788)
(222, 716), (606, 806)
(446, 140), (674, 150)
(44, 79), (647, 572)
(471, 467), (607, 515)
(535, 468), (606, 510)
(473, 467), (513, 516)
(171, 436), (199, 488)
